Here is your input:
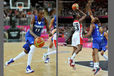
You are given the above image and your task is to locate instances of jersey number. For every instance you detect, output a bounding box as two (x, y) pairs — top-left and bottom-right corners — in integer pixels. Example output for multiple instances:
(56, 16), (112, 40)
(74, 23), (79, 31)
(35, 29), (40, 32)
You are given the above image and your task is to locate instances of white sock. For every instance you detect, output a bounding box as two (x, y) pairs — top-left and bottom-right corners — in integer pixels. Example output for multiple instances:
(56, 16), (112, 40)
(13, 51), (26, 61)
(45, 50), (56, 56)
(48, 47), (51, 52)
(71, 53), (76, 60)
(103, 54), (108, 61)
(94, 62), (99, 68)
(27, 45), (35, 66)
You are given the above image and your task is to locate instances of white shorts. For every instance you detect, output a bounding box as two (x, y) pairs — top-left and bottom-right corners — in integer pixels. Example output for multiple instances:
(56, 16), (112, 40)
(53, 33), (56, 40)
(71, 31), (83, 47)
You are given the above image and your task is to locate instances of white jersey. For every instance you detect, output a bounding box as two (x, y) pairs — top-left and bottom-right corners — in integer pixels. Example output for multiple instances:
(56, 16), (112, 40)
(73, 20), (82, 33)
(72, 20), (83, 46)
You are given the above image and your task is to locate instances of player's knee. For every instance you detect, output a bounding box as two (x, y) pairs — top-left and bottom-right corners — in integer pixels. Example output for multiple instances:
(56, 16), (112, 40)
(78, 45), (82, 51)
(49, 43), (53, 48)
(24, 49), (29, 54)
(23, 43), (30, 54)
(92, 51), (95, 56)
(78, 48), (82, 52)
(101, 52), (104, 56)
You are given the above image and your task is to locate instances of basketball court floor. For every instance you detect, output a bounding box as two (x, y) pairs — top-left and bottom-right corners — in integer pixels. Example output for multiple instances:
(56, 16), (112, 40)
(4, 42), (56, 76)
(4, 42), (108, 76)
(58, 46), (108, 76)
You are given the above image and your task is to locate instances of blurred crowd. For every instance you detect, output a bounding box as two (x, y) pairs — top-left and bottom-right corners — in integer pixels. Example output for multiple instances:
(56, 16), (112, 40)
(59, 0), (108, 16)
(4, 1), (56, 26)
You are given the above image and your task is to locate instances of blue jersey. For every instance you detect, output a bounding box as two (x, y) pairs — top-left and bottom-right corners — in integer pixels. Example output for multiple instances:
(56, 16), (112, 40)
(26, 16), (45, 37)
(92, 24), (105, 50)
(92, 24), (102, 42)
(99, 32), (108, 51)
(53, 15), (56, 29)
(101, 32), (107, 46)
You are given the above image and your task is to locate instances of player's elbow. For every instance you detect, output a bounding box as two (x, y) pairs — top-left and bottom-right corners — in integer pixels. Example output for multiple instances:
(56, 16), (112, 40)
(84, 14), (87, 17)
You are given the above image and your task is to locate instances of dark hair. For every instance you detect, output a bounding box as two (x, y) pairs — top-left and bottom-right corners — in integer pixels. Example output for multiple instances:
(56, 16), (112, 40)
(94, 17), (101, 24)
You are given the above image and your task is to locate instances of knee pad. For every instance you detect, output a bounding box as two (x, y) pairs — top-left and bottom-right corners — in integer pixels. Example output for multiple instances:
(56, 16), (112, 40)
(23, 43), (30, 54)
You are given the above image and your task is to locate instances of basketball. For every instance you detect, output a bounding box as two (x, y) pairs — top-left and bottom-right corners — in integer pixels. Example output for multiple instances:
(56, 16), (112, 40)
(72, 3), (79, 10)
(34, 37), (45, 48)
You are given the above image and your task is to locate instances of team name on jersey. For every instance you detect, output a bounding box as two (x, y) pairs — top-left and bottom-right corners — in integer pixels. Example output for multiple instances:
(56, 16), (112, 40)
(34, 24), (44, 28)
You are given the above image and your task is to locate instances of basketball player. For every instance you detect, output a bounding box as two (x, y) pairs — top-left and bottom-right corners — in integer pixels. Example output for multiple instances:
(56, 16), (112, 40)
(99, 27), (108, 61)
(5, 7), (52, 73)
(83, 1), (107, 75)
(68, 8), (87, 68)
(43, 9), (56, 63)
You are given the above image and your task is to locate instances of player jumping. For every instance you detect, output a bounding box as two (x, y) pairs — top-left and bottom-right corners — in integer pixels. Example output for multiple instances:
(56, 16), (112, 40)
(68, 8), (87, 69)
(84, 0), (108, 75)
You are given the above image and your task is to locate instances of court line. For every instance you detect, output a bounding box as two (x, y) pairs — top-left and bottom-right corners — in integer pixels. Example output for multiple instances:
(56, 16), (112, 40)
(4, 58), (56, 68)
(65, 60), (108, 72)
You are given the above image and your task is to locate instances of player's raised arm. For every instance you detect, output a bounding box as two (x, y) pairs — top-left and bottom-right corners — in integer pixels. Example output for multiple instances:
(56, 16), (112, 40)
(87, 0), (95, 21)
(77, 9), (87, 23)
(29, 16), (38, 38)
(84, 23), (95, 37)
(44, 17), (52, 37)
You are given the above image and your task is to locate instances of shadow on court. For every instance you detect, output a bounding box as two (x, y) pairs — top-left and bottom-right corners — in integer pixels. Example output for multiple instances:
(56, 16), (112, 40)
(75, 61), (108, 71)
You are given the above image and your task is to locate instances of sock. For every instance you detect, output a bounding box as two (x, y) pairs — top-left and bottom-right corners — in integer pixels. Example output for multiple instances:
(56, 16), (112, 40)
(71, 53), (76, 60)
(96, 62), (99, 67)
(48, 47), (51, 52)
(45, 50), (56, 56)
(94, 62), (99, 68)
(13, 51), (26, 61)
(27, 45), (35, 66)
(103, 54), (108, 61)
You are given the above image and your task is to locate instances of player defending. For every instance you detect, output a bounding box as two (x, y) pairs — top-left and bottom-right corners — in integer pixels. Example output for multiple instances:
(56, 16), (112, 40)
(68, 8), (87, 68)
(5, 7), (52, 73)
(99, 27), (108, 61)
(84, 0), (108, 75)
(43, 9), (56, 63)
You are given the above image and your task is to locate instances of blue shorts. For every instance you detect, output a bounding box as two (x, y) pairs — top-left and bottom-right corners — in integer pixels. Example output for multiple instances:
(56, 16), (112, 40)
(92, 38), (107, 52)
(25, 31), (35, 45)
(25, 36), (34, 45)
(92, 39), (101, 50)
(22, 32), (35, 53)
(99, 46), (107, 52)
(99, 43), (107, 52)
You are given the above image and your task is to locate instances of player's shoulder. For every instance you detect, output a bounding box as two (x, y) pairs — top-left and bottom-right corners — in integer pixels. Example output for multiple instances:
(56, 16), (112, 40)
(90, 23), (96, 28)
(104, 31), (108, 36)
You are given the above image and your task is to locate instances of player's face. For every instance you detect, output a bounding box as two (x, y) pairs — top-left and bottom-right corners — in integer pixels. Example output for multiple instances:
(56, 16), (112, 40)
(38, 10), (44, 18)
(99, 27), (104, 34)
